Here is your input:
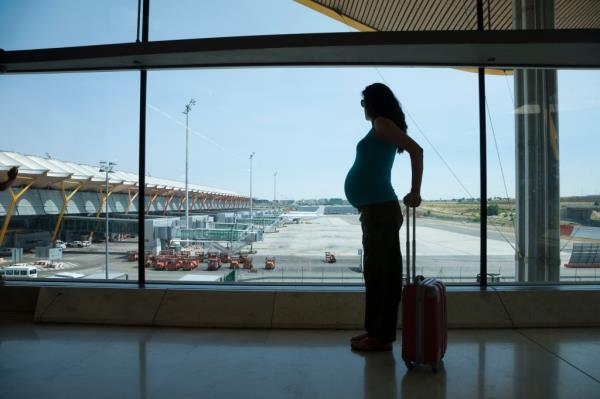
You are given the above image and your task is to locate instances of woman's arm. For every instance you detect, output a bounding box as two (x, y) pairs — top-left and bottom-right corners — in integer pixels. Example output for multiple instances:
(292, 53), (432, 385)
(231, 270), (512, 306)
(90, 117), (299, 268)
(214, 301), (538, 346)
(373, 117), (423, 206)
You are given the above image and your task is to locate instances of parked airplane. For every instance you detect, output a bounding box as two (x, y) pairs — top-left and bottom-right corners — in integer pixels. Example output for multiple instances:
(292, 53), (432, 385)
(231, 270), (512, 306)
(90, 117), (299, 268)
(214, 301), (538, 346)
(281, 206), (325, 223)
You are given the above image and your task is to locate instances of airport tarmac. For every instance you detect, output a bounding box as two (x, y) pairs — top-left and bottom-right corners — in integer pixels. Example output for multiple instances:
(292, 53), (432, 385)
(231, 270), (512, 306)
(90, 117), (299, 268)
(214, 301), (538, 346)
(8, 215), (600, 284)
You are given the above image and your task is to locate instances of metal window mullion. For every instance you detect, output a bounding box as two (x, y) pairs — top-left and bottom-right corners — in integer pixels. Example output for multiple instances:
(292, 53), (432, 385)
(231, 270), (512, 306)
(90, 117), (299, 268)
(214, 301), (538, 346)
(138, 0), (149, 287)
(477, 0), (488, 288)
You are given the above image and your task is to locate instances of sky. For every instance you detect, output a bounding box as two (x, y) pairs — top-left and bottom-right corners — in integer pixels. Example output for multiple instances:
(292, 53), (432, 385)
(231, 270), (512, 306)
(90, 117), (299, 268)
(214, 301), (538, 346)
(0, 0), (598, 200)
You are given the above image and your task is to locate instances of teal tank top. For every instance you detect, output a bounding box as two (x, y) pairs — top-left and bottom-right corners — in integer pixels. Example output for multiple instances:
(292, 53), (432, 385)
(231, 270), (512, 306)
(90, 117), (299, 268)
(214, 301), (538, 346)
(344, 128), (398, 208)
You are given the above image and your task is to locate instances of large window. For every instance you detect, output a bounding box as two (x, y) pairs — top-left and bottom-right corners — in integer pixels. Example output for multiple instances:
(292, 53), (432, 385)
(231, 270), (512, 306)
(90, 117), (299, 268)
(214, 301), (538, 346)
(557, 70), (600, 282)
(486, 69), (600, 284)
(1, 1), (598, 287)
(139, 67), (478, 285)
(0, 1), (139, 50)
(149, 0), (350, 40)
(0, 72), (140, 282)
(2, 67), (597, 285)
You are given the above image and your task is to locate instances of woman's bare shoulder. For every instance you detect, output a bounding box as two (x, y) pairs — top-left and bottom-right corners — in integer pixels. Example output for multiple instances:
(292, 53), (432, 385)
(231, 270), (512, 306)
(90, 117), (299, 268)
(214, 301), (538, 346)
(373, 117), (405, 137)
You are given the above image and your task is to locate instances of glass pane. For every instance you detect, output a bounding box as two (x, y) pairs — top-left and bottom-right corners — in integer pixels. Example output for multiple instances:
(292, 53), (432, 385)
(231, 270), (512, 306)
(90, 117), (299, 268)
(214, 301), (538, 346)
(0, 72), (139, 281)
(558, 70), (600, 283)
(149, 0), (479, 41)
(150, 0), (349, 41)
(0, 0), (138, 50)
(486, 69), (600, 284)
(484, 70), (518, 284)
(144, 67), (478, 285)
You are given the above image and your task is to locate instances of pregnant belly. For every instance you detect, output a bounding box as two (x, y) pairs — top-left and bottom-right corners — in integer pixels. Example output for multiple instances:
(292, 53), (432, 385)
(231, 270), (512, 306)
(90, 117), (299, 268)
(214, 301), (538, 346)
(345, 167), (396, 207)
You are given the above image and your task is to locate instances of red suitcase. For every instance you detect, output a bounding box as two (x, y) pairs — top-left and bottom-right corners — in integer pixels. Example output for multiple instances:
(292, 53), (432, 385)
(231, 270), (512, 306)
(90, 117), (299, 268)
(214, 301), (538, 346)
(401, 206), (448, 372)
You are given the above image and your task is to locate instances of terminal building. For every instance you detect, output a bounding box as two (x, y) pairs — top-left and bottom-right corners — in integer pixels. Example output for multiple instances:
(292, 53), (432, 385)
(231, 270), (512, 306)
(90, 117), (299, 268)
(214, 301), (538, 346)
(0, 150), (249, 249)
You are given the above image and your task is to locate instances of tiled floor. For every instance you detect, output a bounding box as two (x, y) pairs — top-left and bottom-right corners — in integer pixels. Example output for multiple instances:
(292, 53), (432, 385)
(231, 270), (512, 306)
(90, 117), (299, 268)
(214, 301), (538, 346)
(1, 321), (599, 398)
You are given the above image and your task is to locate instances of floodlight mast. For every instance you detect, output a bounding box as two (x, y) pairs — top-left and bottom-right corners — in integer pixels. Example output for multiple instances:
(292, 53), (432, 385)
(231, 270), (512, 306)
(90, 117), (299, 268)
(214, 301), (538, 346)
(249, 152), (255, 225)
(273, 171), (277, 204)
(183, 98), (196, 231)
(99, 161), (116, 279)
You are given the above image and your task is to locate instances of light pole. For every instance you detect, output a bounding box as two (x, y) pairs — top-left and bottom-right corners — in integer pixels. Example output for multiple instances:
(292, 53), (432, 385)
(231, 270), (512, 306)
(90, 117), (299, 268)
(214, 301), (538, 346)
(99, 161), (116, 279)
(183, 98), (196, 230)
(249, 152), (255, 224)
(273, 171), (277, 205)
(249, 152), (255, 253)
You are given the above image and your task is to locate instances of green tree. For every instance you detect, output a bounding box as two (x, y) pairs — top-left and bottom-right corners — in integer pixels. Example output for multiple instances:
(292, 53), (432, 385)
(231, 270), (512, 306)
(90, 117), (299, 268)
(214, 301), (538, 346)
(488, 204), (500, 216)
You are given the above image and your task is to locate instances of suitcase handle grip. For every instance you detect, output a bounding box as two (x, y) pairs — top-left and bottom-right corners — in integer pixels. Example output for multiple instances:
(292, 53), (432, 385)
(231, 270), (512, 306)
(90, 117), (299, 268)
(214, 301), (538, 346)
(406, 205), (416, 285)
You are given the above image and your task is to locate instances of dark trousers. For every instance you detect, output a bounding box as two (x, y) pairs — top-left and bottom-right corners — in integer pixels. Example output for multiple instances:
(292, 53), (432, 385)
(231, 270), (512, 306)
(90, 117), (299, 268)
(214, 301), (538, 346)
(359, 200), (403, 342)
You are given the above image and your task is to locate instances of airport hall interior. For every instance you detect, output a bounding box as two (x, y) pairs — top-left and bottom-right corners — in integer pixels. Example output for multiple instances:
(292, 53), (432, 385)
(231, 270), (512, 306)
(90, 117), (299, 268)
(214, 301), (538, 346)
(1, 1), (600, 398)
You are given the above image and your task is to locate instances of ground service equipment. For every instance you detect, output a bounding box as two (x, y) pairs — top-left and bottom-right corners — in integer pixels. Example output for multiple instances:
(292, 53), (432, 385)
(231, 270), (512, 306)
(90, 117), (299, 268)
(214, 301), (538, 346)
(230, 257), (240, 269)
(240, 254), (253, 270)
(265, 256), (276, 270)
(207, 254), (222, 271)
(324, 252), (337, 263)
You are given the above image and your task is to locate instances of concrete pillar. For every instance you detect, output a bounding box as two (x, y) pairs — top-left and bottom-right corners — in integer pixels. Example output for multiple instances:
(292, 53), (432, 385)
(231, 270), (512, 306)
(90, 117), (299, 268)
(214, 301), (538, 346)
(513, 0), (560, 282)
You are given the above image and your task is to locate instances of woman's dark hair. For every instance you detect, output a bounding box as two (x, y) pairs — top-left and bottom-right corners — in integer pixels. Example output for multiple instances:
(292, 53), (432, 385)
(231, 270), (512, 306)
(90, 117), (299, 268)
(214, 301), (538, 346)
(362, 83), (407, 154)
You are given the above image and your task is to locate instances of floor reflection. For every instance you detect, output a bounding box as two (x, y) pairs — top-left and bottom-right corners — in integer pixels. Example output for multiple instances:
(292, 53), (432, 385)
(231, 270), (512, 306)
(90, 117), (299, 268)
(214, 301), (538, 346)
(354, 350), (398, 398)
(1, 323), (600, 399)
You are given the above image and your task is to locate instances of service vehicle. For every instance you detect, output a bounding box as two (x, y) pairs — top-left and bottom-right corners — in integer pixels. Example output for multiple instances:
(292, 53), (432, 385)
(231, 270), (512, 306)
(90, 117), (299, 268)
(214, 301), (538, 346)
(265, 256), (276, 270)
(240, 254), (253, 270)
(325, 252), (337, 263)
(229, 257), (240, 269)
(1, 265), (38, 278)
(207, 255), (222, 271)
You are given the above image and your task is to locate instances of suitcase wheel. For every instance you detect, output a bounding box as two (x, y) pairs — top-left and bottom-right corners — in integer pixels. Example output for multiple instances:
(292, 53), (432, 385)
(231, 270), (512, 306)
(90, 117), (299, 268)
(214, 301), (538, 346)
(404, 361), (414, 371)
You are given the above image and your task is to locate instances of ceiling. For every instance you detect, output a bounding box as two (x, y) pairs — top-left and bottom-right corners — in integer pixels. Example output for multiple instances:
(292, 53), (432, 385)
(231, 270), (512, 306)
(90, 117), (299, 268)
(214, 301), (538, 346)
(295, 0), (600, 31)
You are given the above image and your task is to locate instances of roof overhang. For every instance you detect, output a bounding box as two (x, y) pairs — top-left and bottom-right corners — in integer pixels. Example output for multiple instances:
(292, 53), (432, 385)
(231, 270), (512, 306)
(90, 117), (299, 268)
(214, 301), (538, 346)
(0, 151), (243, 197)
(294, 0), (600, 31)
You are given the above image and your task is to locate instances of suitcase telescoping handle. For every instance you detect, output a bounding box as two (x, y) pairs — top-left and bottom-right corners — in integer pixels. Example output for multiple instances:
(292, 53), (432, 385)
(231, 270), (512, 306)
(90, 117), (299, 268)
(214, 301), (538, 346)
(405, 205), (417, 285)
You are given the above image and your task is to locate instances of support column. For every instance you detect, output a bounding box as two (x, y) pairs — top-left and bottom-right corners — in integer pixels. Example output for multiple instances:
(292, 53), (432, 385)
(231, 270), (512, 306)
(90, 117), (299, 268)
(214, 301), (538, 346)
(0, 178), (35, 247)
(145, 192), (159, 215)
(189, 195), (199, 213)
(96, 186), (115, 219)
(163, 194), (175, 216)
(126, 189), (139, 214)
(514, 0), (560, 282)
(179, 195), (187, 214)
(207, 194), (215, 210)
(51, 181), (82, 242)
(176, 195), (185, 213)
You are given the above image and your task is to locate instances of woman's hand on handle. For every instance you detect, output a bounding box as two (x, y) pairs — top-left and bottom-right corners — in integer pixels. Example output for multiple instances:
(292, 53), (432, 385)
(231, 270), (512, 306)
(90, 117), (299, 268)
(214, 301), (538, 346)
(403, 192), (422, 207)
